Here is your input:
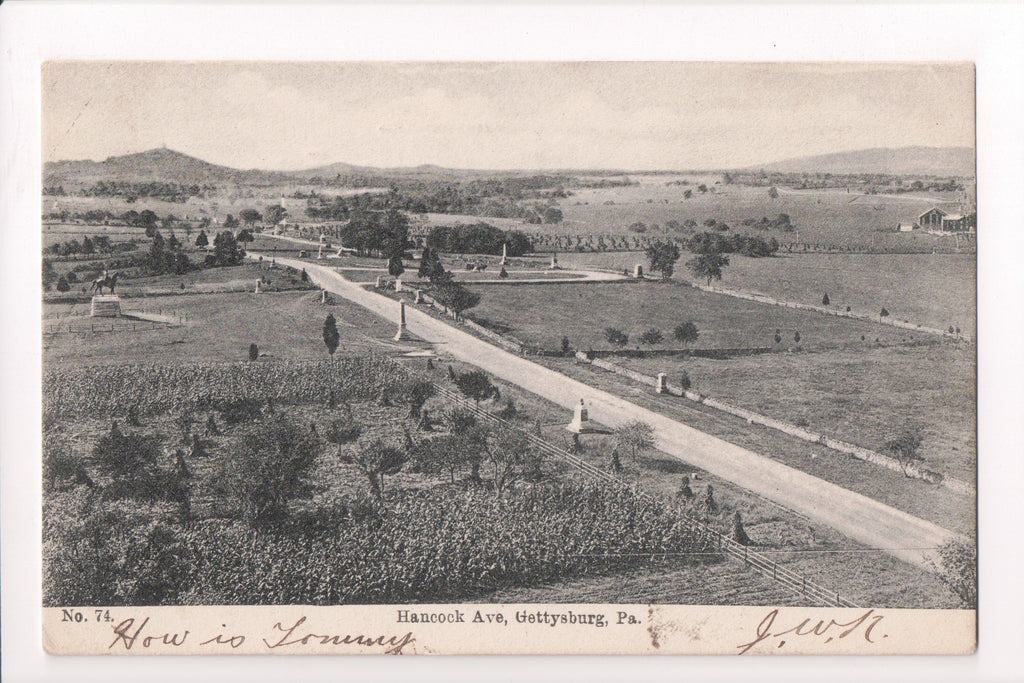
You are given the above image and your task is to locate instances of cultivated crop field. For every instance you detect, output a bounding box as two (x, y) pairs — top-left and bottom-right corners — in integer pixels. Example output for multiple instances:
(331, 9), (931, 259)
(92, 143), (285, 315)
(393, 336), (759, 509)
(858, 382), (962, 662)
(465, 280), (907, 353)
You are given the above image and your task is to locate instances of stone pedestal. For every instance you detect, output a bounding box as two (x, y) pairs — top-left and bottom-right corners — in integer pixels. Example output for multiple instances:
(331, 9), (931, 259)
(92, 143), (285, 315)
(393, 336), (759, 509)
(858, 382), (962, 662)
(90, 295), (121, 318)
(395, 279), (403, 292)
(254, 280), (261, 294)
(566, 398), (597, 434)
(656, 373), (667, 394)
(634, 264), (644, 279)
(317, 245), (324, 259)
(394, 301), (411, 341)
(375, 276), (383, 289)
(550, 253), (559, 269)
(500, 242), (509, 266)
(414, 289), (423, 304)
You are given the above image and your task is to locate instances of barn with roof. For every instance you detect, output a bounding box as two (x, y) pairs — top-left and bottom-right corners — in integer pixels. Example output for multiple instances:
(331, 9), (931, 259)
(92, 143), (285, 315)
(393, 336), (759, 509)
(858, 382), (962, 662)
(917, 207), (973, 232)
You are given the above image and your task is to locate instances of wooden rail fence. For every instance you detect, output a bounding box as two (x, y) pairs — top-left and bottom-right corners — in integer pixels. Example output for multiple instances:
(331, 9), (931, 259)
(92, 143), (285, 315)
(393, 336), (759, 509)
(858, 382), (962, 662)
(429, 382), (858, 608)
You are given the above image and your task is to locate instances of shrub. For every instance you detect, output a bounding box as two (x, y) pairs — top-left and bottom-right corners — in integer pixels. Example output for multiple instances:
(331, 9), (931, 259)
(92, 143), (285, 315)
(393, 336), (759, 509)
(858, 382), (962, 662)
(248, 343), (259, 361)
(929, 539), (977, 608)
(673, 322), (699, 347)
(604, 327), (629, 347)
(454, 370), (499, 404)
(216, 416), (320, 525)
(639, 328), (664, 345)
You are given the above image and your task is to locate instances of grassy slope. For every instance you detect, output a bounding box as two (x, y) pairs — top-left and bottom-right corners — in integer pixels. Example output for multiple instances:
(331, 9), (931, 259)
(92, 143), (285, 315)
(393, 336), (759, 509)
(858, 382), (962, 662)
(624, 344), (976, 482)
(43, 290), (407, 368)
(554, 182), (964, 246)
(465, 280), (907, 352)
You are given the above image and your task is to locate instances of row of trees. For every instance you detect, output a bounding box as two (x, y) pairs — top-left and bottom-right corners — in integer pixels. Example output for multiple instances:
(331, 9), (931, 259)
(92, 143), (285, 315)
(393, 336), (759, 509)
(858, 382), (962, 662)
(425, 223), (533, 257)
(603, 322), (699, 348)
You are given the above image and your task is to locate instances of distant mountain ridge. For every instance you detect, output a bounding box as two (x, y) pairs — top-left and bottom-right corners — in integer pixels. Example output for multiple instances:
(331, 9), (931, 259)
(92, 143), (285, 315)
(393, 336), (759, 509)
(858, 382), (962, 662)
(747, 146), (975, 177)
(44, 148), (294, 187)
(44, 145), (978, 188)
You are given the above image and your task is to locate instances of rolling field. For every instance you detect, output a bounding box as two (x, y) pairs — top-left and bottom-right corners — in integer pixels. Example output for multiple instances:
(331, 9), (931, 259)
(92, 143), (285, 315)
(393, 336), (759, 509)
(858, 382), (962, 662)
(708, 252), (975, 333)
(621, 343), (976, 483)
(553, 180), (967, 248)
(465, 280), (907, 352)
(557, 251), (975, 334)
(43, 290), (409, 368)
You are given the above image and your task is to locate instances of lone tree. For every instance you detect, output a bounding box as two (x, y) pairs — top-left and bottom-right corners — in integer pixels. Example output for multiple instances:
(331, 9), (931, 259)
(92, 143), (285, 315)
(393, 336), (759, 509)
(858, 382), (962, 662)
(768, 186), (779, 199)
(405, 379), (435, 419)
(614, 420), (655, 474)
(248, 343), (259, 361)
(454, 370), (499, 405)
(645, 240), (682, 279)
(604, 327), (629, 348)
(886, 425), (924, 476)
(639, 328), (664, 346)
(485, 427), (542, 497)
(673, 321), (699, 348)
(352, 438), (407, 500)
(880, 307), (890, 321)
(686, 251), (730, 286)
(434, 281), (479, 320)
(322, 313), (340, 356)
(822, 293), (830, 306)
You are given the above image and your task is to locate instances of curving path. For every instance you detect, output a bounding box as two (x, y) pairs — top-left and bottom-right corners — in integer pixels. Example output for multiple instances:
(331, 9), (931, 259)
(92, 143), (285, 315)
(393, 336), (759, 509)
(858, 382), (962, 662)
(255, 253), (961, 569)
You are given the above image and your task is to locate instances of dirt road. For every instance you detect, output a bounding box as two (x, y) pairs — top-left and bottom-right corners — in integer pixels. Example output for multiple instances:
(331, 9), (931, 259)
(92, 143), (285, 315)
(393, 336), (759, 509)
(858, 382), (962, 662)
(261, 254), (961, 569)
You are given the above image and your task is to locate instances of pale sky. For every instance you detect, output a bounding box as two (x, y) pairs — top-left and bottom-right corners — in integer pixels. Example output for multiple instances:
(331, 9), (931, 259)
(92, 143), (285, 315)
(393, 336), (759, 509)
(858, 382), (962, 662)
(42, 62), (975, 171)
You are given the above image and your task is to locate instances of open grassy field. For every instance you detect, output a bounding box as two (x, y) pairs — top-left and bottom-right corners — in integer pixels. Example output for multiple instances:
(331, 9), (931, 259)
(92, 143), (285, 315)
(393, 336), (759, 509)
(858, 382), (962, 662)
(707, 252), (975, 333)
(552, 180), (966, 248)
(556, 250), (975, 333)
(622, 343), (976, 483)
(43, 290), (410, 368)
(466, 280), (907, 353)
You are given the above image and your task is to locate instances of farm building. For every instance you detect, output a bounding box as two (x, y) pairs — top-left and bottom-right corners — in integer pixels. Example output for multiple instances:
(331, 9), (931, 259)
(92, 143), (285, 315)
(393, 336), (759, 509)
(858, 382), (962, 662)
(917, 207), (973, 232)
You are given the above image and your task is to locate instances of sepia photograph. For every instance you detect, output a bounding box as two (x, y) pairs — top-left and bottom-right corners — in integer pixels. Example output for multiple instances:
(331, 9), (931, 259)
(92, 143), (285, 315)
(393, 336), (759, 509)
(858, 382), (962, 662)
(33, 60), (981, 655)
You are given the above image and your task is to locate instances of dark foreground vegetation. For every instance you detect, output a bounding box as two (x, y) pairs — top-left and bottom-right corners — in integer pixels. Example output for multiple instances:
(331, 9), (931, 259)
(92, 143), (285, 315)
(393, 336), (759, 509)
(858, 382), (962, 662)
(42, 359), (719, 606)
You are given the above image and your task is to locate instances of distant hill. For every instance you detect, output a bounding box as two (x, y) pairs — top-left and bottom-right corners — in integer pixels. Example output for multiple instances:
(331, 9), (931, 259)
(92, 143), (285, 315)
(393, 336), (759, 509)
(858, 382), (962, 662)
(747, 146), (975, 177)
(44, 148), (293, 188)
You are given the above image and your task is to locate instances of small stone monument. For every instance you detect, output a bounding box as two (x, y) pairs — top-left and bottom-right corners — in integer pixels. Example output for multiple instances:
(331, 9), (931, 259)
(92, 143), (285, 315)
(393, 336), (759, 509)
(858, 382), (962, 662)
(90, 295), (121, 318)
(656, 373), (667, 394)
(375, 275), (383, 289)
(566, 398), (596, 434)
(321, 289), (327, 304)
(634, 264), (644, 279)
(254, 280), (261, 294)
(317, 244), (324, 259)
(414, 289), (423, 304)
(395, 279), (403, 292)
(550, 253), (559, 269)
(500, 242), (509, 266)
(394, 301), (411, 341)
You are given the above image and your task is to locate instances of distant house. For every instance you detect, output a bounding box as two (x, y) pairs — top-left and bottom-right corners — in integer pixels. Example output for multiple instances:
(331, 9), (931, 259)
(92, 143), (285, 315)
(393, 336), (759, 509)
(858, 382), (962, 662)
(918, 207), (947, 229)
(917, 207), (972, 232)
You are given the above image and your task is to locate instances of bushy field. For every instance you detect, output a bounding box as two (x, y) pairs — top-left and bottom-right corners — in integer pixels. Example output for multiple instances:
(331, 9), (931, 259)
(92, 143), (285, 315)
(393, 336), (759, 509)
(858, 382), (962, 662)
(43, 356), (408, 419)
(466, 280), (905, 353)
(553, 182), (964, 247)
